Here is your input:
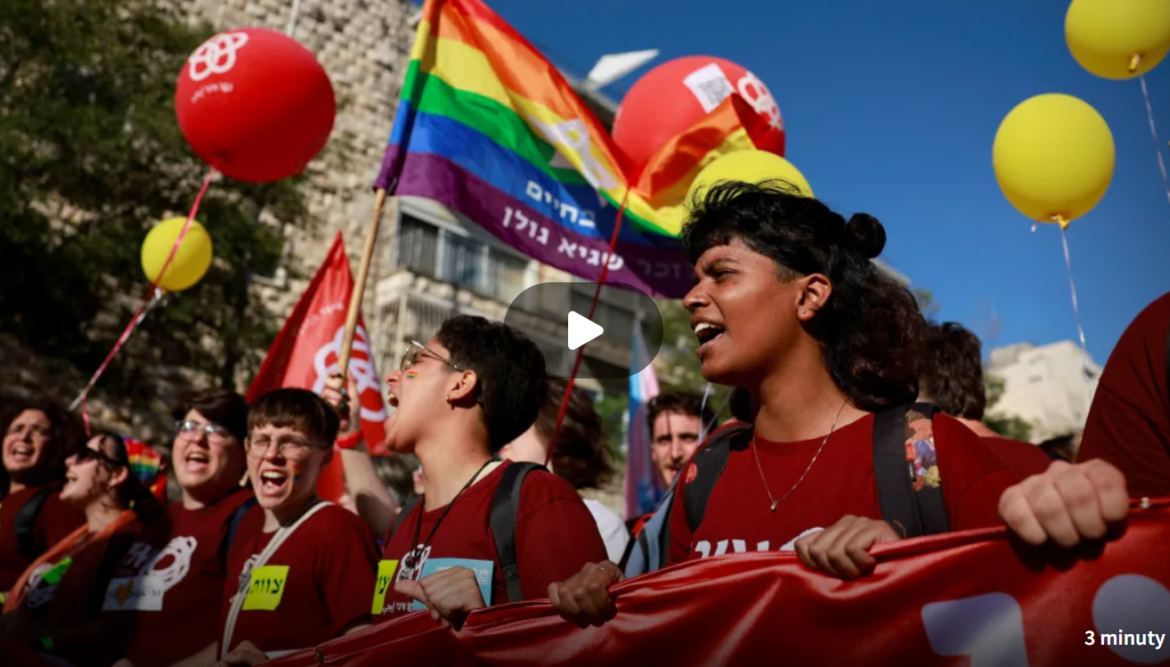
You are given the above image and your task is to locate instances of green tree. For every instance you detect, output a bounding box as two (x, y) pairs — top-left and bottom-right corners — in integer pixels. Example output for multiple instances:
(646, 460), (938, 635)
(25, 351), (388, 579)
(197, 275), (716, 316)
(0, 0), (309, 406)
(983, 374), (1034, 442)
(913, 288), (940, 318)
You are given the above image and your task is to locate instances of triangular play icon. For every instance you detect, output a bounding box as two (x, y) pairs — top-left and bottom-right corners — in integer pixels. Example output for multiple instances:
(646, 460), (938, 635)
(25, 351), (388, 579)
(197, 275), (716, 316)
(567, 311), (604, 350)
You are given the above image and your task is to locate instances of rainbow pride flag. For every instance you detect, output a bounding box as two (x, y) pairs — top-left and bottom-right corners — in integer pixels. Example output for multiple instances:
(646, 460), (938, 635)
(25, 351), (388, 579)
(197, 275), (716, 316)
(375, 0), (762, 297)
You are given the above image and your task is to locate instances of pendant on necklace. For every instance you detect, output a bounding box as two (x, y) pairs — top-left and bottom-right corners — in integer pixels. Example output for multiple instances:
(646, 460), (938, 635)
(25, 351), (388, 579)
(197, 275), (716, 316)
(770, 501), (778, 512)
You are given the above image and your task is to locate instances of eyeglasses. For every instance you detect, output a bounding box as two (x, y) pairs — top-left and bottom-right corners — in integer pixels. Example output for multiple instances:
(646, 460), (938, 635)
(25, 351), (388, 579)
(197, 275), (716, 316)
(400, 340), (466, 372)
(74, 446), (125, 468)
(6, 423), (50, 438)
(245, 435), (328, 458)
(176, 420), (234, 443)
(399, 340), (482, 404)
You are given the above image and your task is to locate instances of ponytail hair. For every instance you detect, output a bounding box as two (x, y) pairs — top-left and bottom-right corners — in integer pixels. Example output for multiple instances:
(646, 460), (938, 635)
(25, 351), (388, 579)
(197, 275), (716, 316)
(681, 180), (920, 411)
(93, 431), (163, 524)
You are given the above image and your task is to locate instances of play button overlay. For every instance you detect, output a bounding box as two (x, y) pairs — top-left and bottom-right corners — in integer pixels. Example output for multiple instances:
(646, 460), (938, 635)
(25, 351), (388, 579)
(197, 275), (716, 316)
(504, 282), (663, 380)
(567, 311), (604, 350)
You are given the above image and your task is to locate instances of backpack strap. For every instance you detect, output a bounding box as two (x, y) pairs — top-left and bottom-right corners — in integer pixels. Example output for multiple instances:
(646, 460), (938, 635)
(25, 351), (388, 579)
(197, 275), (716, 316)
(490, 462), (544, 604)
(219, 497), (258, 572)
(14, 486), (57, 561)
(683, 423), (752, 533)
(388, 496), (421, 541)
(873, 403), (950, 538)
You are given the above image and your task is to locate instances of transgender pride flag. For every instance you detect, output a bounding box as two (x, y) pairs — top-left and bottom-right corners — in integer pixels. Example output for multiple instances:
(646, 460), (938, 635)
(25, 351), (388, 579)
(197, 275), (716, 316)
(624, 326), (661, 520)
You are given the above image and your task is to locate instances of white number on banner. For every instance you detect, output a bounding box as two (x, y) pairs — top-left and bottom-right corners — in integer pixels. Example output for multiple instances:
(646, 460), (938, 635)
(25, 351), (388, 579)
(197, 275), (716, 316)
(921, 593), (1030, 667)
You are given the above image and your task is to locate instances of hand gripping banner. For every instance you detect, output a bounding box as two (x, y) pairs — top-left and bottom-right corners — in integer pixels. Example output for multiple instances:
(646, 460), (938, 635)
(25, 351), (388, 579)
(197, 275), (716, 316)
(267, 501), (1170, 667)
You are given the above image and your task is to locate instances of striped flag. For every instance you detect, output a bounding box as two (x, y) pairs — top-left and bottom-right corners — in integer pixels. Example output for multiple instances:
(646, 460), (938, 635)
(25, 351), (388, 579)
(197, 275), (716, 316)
(375, 0), (710, 297)
(624, 325), (661, 520)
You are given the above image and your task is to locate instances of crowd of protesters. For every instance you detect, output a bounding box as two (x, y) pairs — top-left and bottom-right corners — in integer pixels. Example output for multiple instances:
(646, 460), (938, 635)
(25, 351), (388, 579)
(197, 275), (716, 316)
(0, 181), (1162, 666)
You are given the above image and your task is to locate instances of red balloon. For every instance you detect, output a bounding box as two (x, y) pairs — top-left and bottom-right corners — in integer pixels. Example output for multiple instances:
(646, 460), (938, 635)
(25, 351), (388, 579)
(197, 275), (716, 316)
(613, 56), (785, 176)
(175, 28), (335, 183)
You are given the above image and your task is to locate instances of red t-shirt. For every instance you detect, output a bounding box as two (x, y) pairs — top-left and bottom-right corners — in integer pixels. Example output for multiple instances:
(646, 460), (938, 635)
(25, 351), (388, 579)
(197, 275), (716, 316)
(1080, 292), (1170, 497)
(220, 503), (378, 656)
(377, 460), (607, 619)
(16, 517), (145, 666)
(983, 437), (1051, 479)
(106, 489), (256, 667)
(669, 413), (1020, 565)
(0, 484), (85, 595)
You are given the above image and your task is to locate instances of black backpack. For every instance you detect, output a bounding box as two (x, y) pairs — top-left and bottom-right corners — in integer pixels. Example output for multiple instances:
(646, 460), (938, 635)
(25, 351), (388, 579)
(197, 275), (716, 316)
(13, 485), (58, 561)
(388, 461), (544, 604)
(629, 403), (950, 573)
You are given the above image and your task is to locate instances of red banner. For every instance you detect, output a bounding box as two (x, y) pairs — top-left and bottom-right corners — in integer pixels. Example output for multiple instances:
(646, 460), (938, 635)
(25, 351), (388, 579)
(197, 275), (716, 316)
(248, 232), (390, 500)
(267, 501), (1170, 667)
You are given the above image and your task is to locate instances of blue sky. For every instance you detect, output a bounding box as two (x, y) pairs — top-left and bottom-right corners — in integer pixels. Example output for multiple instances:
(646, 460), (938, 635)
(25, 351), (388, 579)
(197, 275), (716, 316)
(412, 0), (1169, 363)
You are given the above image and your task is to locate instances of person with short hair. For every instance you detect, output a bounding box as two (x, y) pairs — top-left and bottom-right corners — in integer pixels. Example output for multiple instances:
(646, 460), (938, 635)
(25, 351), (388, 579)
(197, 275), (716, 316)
(501, 379), (628, 562)
(646, 392), (715, 488)
(214, 389), (378, 667)
(106, 389), (258, 667)
(0, 401), (86, 602)
(917, 321), (1050, 477)
(1, 432), (164, 667)
(324, 316), (606, 630)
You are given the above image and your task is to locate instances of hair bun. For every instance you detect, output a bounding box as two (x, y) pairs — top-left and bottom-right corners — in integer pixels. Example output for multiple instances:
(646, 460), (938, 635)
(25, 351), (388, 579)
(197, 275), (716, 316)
(845, 213), (886, 259)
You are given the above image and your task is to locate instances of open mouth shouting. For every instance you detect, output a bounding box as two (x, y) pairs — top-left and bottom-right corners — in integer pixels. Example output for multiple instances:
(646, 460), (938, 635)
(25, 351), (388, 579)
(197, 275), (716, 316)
(692, 320), (727, 356)
(7, 443), (36, 464)
(184, 450), (210, 474)
(257, 467), (291, 499)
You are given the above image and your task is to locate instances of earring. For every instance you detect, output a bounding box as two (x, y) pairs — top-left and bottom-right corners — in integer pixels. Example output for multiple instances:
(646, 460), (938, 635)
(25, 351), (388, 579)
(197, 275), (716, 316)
(800, 309), (808, 315)
(445, 394), (451, 403)
(239, 470), (250, 487)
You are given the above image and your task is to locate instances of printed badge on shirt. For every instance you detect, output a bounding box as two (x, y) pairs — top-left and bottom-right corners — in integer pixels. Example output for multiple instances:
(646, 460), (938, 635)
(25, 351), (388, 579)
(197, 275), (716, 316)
(410, 559), (494, 612)
(103, 536), (199, 612)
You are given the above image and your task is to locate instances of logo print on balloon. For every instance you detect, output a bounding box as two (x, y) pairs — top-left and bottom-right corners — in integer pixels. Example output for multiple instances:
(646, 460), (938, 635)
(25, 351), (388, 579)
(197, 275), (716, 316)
(737, 72), (783, 132)
(188, 32), (249, 82)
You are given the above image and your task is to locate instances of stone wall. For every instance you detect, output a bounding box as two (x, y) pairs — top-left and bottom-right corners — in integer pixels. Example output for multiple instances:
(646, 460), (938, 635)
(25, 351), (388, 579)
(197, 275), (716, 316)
(170, 0), (415, 330)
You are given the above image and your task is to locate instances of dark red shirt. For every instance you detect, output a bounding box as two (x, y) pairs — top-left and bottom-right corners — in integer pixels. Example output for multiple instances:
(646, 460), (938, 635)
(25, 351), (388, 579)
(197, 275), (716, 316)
(15, 516), (145, 667)
(669, 413), (1020, 564)
(0, 484), (85, 596)
(220, 503), (378, 656)
(1080, 292), (1170, 497)
(983, 436), (1052, 479)
(377, 460), (607, 619)
(107, 489), (256, 667)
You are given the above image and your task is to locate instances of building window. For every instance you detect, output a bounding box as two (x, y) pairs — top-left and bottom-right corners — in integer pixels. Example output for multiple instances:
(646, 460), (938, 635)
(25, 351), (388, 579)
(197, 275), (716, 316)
(394, 213), (527, 303)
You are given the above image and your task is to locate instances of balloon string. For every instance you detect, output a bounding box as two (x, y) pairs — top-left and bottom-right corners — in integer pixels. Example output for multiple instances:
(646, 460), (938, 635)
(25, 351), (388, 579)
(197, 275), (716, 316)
(70, 167), (218, 433)
(545, 190), (631, 467)
(1059, 226), (1093, 391)
(1139, 73), (1170, 219)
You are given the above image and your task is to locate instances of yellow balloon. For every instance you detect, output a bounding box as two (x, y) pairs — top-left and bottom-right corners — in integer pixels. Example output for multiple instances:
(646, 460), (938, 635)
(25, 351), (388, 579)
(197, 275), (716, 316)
(688, 150), (814, 203)
(992, 94), (1115, 226)
(141, 217), (213, 291)
(1066, 0), (1170, 79)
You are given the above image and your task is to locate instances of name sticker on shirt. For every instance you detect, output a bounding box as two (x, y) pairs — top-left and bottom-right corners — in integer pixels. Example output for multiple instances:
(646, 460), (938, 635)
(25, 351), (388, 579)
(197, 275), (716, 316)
(102, 575), (167, 612)
(410, 558), (494, 612)
(371, 560), (399, 615)
(243, 565), (290, 611)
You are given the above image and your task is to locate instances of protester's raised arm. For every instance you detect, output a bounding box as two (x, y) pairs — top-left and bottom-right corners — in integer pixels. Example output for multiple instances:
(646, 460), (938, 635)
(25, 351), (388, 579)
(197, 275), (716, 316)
(323, 376), (399, 537)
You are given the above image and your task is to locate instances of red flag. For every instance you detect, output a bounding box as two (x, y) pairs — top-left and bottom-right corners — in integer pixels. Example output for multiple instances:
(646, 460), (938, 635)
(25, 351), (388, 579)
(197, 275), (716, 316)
(247, 232), (390, 502)
(266, 501), (1170, 667)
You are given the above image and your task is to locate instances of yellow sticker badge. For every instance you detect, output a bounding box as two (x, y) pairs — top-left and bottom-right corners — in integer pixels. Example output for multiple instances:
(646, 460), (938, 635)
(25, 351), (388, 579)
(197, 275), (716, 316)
(243, 565), (290, 611)
(371, 560), (399, 615)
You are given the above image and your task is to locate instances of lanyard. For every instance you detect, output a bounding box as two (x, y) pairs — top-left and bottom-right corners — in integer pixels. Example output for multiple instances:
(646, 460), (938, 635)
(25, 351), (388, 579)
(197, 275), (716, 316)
(405, 458), (494, 572)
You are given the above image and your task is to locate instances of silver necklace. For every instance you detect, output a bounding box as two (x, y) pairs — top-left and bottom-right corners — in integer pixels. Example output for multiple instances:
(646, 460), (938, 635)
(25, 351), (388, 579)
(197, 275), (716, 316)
(751, 399), (849, 512)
